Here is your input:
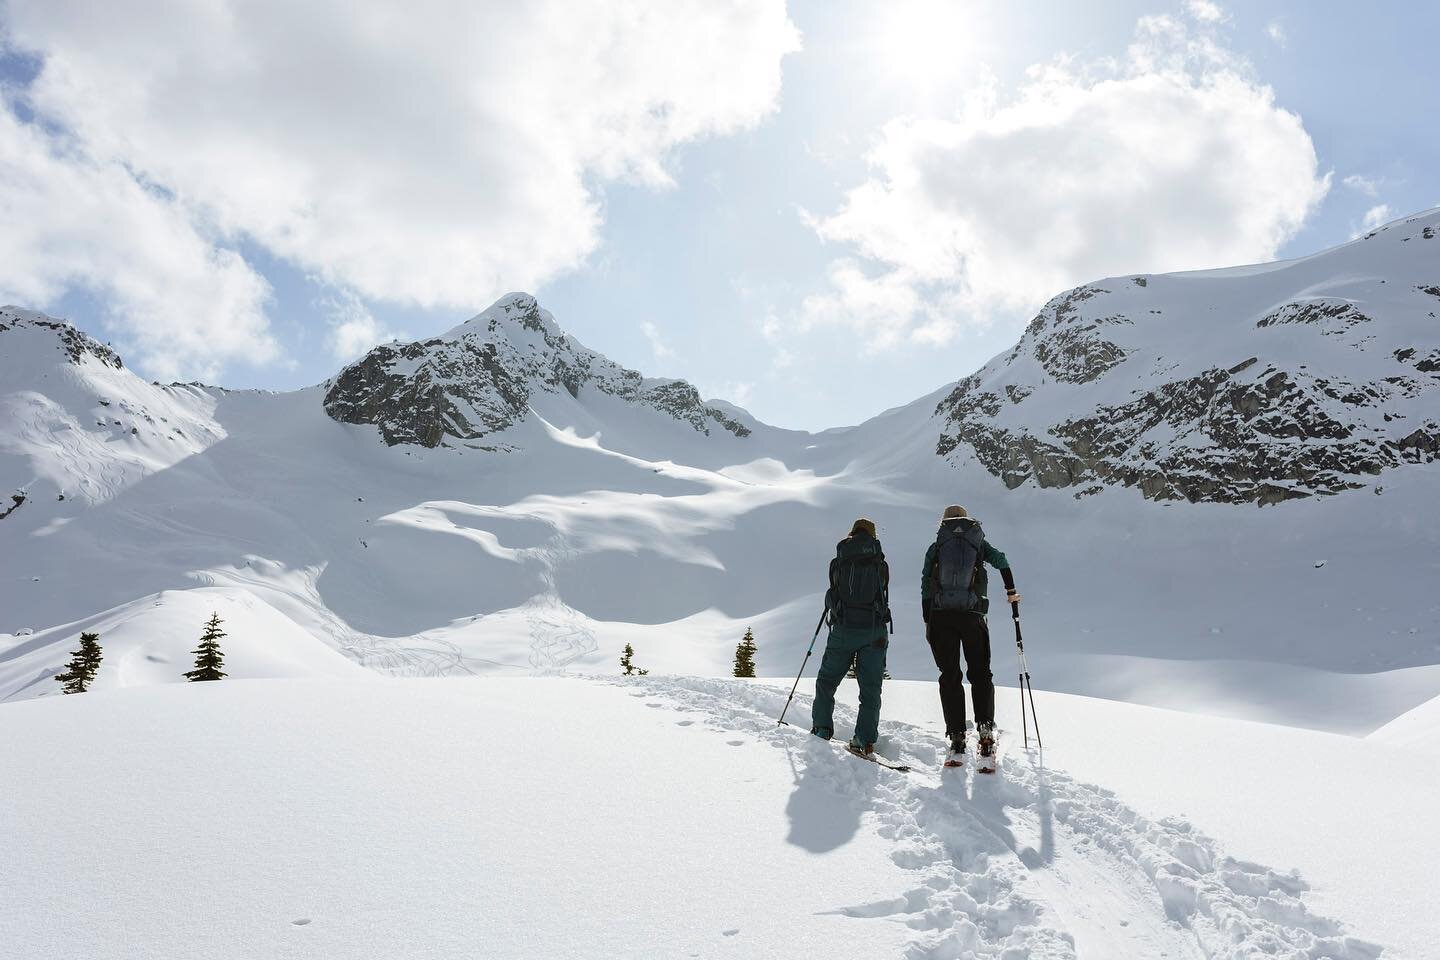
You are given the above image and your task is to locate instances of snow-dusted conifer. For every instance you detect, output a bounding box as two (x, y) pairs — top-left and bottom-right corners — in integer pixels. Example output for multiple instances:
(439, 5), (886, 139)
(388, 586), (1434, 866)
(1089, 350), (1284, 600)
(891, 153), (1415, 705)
(184, 613), (228, 682)
(620, 643), (649, 676)
(733, 628), (757, 678)
(54, 631), (103, 694)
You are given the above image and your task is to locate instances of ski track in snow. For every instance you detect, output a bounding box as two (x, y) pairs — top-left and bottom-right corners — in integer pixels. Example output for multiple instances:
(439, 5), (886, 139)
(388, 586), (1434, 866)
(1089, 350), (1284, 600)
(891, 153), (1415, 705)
(523, 533), (599, 672)
(612, 675), (1384, 960)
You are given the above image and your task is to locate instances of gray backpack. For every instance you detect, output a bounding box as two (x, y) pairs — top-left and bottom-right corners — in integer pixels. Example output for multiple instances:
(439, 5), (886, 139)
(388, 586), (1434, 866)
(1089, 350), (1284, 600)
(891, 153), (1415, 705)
(931, 519), (985, 611)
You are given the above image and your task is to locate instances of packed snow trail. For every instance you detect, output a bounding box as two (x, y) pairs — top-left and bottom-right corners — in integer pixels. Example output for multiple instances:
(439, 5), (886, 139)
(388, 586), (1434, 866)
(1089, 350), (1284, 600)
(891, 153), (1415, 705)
(617, 675), (1383, 960)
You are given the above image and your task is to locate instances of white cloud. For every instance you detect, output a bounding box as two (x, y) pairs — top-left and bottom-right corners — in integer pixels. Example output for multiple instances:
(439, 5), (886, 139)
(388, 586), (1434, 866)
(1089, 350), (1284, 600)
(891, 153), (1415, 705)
(639, 320), (676, 364)
(802, 14), (1329, 346)
(0, 106), (275, 380)
(1186, 0), (1227, 24)
(713, 380), (755, 407)
(1, 0), (799, 377)
(1266, 19), (1287, 49)
(323, 293), (401, 362)
(1343, 174), (1381, 198)
(1360, 204), (1393, 233)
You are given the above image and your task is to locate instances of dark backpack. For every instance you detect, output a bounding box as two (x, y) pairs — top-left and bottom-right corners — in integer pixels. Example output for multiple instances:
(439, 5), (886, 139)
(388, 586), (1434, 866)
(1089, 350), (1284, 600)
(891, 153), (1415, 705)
(931, 518), (985, 612)
(826, 535), (892, 631)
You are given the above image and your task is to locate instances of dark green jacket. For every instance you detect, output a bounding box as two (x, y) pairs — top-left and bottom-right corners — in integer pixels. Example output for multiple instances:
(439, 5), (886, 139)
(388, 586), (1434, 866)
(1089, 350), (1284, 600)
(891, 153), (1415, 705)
(921, 518), (1009, 615)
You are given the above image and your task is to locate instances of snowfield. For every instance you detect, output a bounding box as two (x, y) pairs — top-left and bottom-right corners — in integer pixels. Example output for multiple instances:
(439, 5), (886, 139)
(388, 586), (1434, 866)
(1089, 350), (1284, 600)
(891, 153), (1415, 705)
(3, 212), (1440, 958)
(3, 675), (1433, 959)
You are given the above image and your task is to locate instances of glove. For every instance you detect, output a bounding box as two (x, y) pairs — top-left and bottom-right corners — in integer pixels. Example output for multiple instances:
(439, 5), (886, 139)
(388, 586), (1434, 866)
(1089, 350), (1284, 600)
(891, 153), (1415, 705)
(1006, 590), (1022, 605)
(921, 598), (931, 624)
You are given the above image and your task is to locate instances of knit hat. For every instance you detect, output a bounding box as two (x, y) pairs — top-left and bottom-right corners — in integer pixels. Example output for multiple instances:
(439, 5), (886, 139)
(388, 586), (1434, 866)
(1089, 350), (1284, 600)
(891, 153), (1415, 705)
(941, 505), (968, 520)
(850, 517), (877, 538)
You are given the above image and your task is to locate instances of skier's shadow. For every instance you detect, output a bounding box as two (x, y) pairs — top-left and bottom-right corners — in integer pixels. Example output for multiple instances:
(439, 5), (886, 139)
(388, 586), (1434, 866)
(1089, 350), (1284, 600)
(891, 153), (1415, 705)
(781, 738), (873, 854)
(957, 750), (1056, 869)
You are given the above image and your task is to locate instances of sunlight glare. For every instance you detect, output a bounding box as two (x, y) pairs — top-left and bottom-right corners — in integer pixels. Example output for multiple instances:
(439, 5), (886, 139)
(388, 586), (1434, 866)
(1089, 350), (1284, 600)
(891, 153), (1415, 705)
(869, 0), (987, 95)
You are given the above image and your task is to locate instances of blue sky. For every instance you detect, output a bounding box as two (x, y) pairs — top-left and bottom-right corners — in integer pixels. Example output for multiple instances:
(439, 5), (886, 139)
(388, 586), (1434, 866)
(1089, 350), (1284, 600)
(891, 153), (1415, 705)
(2, 1), (1437, 430)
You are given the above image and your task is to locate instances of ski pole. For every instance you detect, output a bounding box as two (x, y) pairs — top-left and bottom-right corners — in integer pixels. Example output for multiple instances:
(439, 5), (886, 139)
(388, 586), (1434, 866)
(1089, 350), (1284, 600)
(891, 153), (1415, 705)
(778, 608), (828, 728)
(1011, 600), (1042, 749)
(1023, 648), (1042, 749)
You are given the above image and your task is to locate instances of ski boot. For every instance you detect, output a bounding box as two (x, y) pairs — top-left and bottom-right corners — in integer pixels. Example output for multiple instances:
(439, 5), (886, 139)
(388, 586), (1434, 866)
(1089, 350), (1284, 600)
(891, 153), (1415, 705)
(976, 723), (997, 774)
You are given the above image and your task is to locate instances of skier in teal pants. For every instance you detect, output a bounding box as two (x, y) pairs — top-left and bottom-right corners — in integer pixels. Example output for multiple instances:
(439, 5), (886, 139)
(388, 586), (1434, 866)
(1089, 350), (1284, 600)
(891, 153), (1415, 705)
(811, 518), (893, 755)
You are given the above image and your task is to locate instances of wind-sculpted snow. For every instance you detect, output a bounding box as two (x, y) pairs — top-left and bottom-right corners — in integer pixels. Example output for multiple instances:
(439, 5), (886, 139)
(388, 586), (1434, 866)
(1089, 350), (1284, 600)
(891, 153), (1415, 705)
(934, 209), (1440, 505)
(625, 675), (1385, 960)
(323, 293), (752, 447)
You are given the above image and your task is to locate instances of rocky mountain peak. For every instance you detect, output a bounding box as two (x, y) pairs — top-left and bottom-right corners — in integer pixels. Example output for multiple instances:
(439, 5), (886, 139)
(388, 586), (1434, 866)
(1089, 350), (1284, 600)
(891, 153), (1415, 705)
(323, 293), (752, 448)
(0, 307), (124, 370)
(934, 208), (1440, 506)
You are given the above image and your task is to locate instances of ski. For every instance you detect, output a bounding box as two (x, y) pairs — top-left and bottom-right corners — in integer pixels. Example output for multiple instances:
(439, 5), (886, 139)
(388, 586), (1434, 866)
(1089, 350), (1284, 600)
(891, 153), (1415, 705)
(844, 743), (911, 772)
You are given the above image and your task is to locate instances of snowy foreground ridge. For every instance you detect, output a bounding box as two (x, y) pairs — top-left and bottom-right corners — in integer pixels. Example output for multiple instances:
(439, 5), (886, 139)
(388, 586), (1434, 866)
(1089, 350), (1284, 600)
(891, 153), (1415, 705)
(5, 675), (1434, 959)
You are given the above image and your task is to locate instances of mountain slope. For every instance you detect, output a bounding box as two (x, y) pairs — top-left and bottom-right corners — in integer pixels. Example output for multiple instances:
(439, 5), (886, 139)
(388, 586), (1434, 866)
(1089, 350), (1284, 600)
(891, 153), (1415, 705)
(934, 210), (1440, 504)
(2, 212), (1438, 731)
(0, 306), (224, 510)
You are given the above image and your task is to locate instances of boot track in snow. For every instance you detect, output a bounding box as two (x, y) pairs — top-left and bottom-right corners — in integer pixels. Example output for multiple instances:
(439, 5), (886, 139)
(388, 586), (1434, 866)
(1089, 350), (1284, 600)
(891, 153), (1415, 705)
(608, 675), (1383, 960)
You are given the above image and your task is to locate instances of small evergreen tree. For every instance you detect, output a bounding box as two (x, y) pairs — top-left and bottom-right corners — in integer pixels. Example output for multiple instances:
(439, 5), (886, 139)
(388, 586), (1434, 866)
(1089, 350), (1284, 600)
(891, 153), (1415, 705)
(733, 628), (757, 678)
(620, 643), (649, 676)
(54, 631), (103, 694)
(184, 613), (228, 682)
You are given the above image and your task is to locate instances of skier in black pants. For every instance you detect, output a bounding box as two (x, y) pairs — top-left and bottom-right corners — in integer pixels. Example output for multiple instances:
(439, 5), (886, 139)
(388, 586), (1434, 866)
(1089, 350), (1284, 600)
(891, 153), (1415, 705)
(921, 505), (1019, 767)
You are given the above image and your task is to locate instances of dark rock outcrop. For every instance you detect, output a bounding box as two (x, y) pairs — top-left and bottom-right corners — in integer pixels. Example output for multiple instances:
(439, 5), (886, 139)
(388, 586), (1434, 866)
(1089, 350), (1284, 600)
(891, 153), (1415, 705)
(324, 294), (751, 447)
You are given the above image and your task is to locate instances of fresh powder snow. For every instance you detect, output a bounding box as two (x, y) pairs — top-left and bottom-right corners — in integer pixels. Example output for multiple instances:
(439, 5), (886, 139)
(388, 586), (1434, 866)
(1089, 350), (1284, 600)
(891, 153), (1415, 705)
(2, 210), (1439, 957)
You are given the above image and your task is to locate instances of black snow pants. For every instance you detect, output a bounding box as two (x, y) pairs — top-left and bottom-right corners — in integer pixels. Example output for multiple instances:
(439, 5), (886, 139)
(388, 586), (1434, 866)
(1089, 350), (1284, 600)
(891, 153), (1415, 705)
(926, 609), (994, 738)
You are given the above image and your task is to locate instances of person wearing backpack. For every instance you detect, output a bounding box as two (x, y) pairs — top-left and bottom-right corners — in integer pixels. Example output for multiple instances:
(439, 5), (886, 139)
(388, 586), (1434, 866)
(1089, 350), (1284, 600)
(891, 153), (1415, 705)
(811, 517), (893, 756)
(921, 505), (1020, 767)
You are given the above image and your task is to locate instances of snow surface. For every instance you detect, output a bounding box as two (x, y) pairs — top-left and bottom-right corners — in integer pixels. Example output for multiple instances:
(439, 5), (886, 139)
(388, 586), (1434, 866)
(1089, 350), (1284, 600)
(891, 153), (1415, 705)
(2, 213), (1439, 957)
(3, 674), (1431, 959)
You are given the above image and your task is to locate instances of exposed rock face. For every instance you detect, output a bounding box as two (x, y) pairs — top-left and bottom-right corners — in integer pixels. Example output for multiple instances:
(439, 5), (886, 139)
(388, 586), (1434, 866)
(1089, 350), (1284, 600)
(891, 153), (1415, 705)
(1256, 300), (1371, 336)
(934, 210), (1440, 505)
(1026, 285), (1130, 384)
(0, 307), (124, 369)
(324, 294), (751, 447)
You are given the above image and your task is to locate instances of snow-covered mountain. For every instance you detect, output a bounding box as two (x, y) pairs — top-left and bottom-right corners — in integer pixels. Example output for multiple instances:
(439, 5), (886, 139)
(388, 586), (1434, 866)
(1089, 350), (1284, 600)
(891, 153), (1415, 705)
(324, 293), (753, 448)
(0, 306), (225, 508)
(3, 210), (1439, 733)
(935, 211), (1440, 505)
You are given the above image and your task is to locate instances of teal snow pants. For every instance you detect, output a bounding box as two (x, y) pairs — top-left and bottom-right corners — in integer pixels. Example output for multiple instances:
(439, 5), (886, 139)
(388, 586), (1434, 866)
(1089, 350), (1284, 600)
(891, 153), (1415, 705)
(811, 624), (887, 746)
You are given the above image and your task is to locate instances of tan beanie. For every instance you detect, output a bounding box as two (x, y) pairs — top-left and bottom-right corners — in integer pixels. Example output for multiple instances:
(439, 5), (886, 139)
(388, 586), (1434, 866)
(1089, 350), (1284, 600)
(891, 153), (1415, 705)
(942, 505), (968, 520)
(850, 517), (877, 538)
